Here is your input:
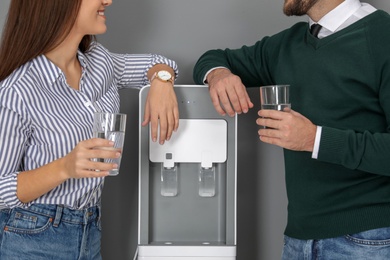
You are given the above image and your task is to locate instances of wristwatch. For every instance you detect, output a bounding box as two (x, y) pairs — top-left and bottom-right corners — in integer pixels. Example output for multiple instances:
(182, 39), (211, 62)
(151, 70), (174, 83)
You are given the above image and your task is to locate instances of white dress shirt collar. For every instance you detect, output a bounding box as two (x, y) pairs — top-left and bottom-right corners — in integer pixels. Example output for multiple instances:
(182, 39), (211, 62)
(309, 0), (376, 38)
(310, 0), (361, 31)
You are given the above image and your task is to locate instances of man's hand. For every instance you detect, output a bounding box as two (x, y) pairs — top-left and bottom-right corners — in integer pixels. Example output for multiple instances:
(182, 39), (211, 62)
(207, 68), (253, 117)
(256, 108), (316, 152)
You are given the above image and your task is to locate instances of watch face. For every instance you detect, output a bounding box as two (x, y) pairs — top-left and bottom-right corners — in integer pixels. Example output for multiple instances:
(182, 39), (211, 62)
(157, 70), (172, 81)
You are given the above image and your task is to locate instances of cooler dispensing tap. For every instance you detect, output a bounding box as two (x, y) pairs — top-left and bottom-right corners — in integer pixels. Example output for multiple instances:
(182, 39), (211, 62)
(199, 151), (215, 197)
(161, 152), (178, 197)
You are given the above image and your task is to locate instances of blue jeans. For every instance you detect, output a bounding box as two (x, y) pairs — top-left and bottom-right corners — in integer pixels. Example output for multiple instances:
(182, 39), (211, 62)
(282, 227), (390, 260)
(0, 204), (102, 260)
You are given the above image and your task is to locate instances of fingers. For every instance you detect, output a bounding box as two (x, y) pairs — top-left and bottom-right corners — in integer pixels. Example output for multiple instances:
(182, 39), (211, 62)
(88, 160), (118, 174)
(144, 99), (178, 144)
(141, 100), (151, 127)
(63, 138), (121, 179)
(226, 84), (254, 115)
(258, 134), (283, 147)
(211, 84), (252, 117)
(83, 138), (118, 152)
(88, 146), (122, 175)
(155, 109), (178, 145)
(163, 93), (179, 142)
(142, 98), (159, 143)
(256, 109), (293, 132)
(163, 109), (178, 142)
(255, 108), (316, 151)
(90, 145), (122, 160)
(143, 82), (179, 144)
(210, 89), (229, 116)
(207, 70), (252, 117)
(173, 106), (179, 131)
(257, 109), (290, 121)
(149, 112), (159, 143)
(241, 88), (255, 112)
(145, 110), (179, 145)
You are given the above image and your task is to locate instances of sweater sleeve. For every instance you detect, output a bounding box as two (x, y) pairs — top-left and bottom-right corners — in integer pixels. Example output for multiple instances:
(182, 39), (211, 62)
(317, 14), (390, 176)
(193, 36), (278, 87)
(318, 127), (390, 176)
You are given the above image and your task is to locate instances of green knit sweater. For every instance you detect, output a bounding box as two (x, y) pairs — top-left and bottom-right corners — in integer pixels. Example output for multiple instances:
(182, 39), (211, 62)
(193, 10), (390, 239)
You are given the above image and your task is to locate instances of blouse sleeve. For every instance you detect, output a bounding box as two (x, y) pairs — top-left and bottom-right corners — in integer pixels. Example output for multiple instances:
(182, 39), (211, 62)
(0, 86), (30, 209)
(94, 43), (178, 89)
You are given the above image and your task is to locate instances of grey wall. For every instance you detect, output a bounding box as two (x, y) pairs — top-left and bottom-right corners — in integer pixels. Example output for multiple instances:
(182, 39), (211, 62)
(1, 1), (390, 260)
(0, 0), (9, 31)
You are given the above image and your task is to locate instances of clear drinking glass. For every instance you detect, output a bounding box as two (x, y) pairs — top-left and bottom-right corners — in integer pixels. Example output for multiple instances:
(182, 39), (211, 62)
(260, 85), (290, 111)
(93, 112), (127, 176)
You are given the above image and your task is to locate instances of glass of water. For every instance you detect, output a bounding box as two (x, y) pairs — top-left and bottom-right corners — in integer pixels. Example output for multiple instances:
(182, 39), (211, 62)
(93, 112), (127, 176)
(260, 85), (290, 111)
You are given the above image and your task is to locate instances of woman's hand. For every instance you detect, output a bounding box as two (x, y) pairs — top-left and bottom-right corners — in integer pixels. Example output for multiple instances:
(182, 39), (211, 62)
(142, 81), (179, 144)
(17, 138), (119, 203)
(60, 138), (120, 179)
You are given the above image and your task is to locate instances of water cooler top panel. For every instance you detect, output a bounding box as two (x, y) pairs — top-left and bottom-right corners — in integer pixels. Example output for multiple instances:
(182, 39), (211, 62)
(149, 119), (227, 168)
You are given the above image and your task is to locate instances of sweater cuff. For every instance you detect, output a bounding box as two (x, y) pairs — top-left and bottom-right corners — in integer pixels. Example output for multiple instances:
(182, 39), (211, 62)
(317, 126), (348, 165)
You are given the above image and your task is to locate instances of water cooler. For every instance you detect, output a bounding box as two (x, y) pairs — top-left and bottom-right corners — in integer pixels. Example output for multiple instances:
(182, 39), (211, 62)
(137, 85), (237, 260)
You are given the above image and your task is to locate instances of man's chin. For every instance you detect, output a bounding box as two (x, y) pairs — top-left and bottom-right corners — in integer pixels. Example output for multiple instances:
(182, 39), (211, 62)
(283, 9), (305, 16)
(283, 0), (318, 16)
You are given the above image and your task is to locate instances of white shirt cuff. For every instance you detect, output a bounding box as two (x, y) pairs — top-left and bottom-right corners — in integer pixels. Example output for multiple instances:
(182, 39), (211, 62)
(312, 126), (322, 159)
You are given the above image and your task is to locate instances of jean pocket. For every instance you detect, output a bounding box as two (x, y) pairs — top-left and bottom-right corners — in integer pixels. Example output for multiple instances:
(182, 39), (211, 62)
(5, 208), (52, 235)
(345, 227), (390, 246)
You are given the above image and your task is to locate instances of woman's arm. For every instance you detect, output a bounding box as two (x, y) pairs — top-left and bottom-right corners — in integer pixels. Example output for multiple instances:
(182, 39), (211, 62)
(143, 63), (178, 144)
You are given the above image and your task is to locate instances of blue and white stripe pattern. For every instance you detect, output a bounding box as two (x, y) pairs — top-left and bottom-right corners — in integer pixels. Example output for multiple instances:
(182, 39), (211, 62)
(0, 42), (178, 210)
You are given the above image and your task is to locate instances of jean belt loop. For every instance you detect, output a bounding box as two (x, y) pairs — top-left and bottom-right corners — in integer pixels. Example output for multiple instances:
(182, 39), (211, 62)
(97, 204), (101, 222)
(53, 205), (64, 228)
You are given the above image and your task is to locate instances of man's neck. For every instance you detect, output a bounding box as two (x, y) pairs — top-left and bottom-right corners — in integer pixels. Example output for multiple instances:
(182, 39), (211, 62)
(308, 0), (345, 22)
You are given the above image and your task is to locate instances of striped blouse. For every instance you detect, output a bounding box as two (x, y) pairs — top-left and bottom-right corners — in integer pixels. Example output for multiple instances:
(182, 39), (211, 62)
(0, 42), (178, 210)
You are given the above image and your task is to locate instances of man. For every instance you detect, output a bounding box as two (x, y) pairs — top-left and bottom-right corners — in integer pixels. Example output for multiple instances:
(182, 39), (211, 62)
(193, 0), (390, 259)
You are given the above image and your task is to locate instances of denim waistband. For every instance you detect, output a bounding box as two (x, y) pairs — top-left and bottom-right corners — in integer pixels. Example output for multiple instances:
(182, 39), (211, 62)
(11, 204), (101, 226)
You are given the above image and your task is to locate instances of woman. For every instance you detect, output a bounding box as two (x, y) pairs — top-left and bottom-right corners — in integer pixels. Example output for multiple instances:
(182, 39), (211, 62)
(0, 0), (178, 259)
